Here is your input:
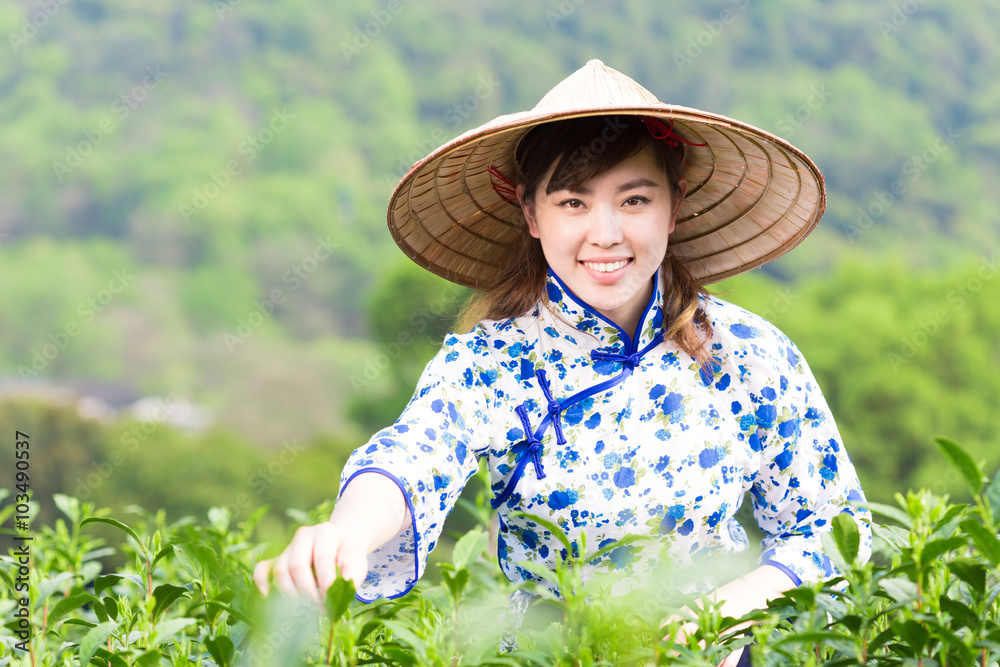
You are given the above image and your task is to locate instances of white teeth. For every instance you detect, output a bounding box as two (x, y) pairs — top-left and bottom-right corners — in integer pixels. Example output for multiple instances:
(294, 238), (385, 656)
(584, 260), (628, 272)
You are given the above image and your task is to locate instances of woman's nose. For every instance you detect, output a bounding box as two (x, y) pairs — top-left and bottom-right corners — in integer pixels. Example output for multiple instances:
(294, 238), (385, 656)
(587, 206), (624, 247)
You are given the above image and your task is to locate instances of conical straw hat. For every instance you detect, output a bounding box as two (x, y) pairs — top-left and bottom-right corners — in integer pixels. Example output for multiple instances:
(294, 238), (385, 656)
(388, 59), (825, 288)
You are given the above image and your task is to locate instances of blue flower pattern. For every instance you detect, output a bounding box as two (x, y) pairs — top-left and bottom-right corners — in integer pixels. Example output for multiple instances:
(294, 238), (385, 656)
(340, 270), (871, 601)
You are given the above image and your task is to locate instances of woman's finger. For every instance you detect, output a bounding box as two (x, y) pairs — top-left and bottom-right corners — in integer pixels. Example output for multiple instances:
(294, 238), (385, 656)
(312, 523), (342, 595)
(338, 546), (370, 590)
(252, 558), (273, 596)
(718, 647), (746, 667)
(275, 526), (323, 601)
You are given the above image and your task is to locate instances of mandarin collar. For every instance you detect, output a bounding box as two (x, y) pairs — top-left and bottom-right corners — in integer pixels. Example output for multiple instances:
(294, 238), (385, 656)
(544, 268), (665, 354)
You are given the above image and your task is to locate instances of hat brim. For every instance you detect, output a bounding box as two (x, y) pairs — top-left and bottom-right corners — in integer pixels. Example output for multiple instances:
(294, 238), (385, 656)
(388, 103), (825, 289)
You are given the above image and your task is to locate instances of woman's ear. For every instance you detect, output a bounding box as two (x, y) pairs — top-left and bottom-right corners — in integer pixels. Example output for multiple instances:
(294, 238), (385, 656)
(667, 178), (688, 235)
(517, 184), (540, 238)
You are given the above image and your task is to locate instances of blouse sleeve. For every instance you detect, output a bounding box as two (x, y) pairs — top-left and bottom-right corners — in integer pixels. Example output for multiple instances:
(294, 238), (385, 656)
(338, 329), (494, 601)
(748, 335), (872, 586)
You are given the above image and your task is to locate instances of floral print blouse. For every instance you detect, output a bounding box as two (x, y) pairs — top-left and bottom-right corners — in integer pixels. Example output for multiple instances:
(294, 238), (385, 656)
(340, 269), (872, 602)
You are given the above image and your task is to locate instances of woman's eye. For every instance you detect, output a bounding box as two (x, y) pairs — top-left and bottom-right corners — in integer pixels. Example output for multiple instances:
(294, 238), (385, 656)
(623, 196), (649, 206)
(558, 199), (584, 209)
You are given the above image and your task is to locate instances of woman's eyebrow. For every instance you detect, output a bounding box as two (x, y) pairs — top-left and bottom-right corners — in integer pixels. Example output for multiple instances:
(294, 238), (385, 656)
(553, 177), (663, 195)
(615, 177), (662, 193)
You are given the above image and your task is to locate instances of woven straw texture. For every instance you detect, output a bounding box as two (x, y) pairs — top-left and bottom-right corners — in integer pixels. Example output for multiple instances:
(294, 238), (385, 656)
(388, 60), (825, 289)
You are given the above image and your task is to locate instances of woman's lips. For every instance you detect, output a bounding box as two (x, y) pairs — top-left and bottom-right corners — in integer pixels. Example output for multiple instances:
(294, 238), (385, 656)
(580, 258), (632, 282)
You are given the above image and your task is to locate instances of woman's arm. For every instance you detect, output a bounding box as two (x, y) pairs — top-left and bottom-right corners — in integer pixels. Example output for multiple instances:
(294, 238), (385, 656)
(253, 472), (410, 601)
(710, 563), (797, 620)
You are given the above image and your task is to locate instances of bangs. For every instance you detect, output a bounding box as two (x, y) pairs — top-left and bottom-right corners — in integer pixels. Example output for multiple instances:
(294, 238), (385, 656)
(515, 116), (684, 199)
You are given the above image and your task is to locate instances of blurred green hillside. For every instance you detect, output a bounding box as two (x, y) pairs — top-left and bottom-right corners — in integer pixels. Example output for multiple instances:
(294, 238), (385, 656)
(1, 0), (999, 520)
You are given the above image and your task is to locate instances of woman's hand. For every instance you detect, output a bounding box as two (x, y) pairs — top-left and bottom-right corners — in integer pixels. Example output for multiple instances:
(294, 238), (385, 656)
(253, 471), (409, 602)
(717, 647), (747, 667)
(253, 521), (370, 602)
(663, 564), (796, 666)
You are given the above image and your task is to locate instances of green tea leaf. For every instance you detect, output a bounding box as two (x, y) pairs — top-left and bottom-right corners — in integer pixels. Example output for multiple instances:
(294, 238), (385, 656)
(77, 620), (118, 666)
(932, 503), (968, 535)
(879, 577), (919, 603)
(777, 587), (815, 608)
(208, 506), (231, 533)
(949, 557), (987, 595)
(204, 635), (235, 667)
(134, 651), (164, 667)
(152, 545), (174, 569)
(95, 573), (145, 597)
(868, 627), (895, 653)
(831, 513), (861, 566)
(862, 501), (912, 528)
(820, 531), (849, 576)
(0, 568), (14, 593)
(48, 593), (100, 628)
(985, 472), (1000, 520)
(92, 648), (130, 667)
(894, 618), (929, 650)
(150, 617), (196, 648)
(960, 519), (1000, 566)
(33, 571), (75, 607)
(81, 517), (144, 550)
(324, 576), (356, 624)
(940, 597), (978, 630)
(171, 544), (201, 578)
(772, 630), (848, 646)
(152, 583), (190, 621)
(919, 536), (967, 567)
(935, 437), (983, 495)
(451, 527), (489, 570)
(103, 596), (118, 621)
(380, 620), (427, 663)
(441, 567), (470, 602)
(53, 494), (80, 523)
(920, 618), (972, 664)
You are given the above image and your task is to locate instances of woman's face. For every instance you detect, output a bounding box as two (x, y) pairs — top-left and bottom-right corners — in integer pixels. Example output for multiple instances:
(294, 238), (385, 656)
(519, 148), (686, 337)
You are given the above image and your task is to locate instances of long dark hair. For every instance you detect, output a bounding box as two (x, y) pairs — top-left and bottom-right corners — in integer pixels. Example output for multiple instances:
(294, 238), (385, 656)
(456, 115), (712, 364)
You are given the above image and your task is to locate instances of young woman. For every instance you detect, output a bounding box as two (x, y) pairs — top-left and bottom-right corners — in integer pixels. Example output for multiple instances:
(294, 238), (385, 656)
(255, 60), (871, 665)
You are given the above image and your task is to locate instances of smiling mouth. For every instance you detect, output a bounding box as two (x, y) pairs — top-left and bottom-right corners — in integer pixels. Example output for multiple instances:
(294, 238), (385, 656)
(581, 259), (631, 273)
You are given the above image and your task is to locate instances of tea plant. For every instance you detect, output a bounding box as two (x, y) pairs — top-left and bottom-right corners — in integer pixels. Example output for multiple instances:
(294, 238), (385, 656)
(1, 437), (998, 666)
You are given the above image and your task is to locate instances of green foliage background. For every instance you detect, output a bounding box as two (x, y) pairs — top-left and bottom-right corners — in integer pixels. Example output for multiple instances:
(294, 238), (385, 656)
(0, 0), (999, 526)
